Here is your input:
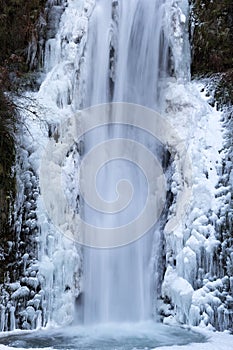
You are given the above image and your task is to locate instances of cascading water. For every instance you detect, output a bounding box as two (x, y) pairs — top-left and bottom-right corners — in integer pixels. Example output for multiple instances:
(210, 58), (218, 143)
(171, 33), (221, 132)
(78, 0), (180, 324)
(82, 1), (166, 108)
(34, 0), (190, 326)
(82, 0), (189, 325)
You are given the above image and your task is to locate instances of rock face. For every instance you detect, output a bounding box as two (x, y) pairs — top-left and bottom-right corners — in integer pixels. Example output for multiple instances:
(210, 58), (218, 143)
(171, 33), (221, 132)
(191, 0), (233, 75)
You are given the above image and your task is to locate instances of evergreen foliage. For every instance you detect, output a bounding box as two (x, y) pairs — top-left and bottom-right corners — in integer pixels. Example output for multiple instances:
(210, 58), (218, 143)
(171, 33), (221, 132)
(0, 0), (46, 65)
(191, 0), (233, 75)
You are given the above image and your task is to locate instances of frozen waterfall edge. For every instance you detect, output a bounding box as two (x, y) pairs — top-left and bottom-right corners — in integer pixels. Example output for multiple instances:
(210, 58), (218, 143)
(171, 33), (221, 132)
(0, 0), (232, 333)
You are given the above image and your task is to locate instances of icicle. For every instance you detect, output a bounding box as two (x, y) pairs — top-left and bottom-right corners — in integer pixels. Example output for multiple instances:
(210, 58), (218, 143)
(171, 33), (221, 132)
(0, 305), (5, 332)
(9, 306), (16, 331)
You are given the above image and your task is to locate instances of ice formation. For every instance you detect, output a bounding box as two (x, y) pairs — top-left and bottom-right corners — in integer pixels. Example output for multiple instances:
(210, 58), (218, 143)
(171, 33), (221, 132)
(0, 0), (232, 333)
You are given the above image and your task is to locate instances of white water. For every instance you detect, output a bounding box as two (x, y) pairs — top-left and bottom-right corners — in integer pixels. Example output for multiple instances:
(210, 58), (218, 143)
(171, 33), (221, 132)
(80, 0), (163, 324)
(80, 0), (160, 323)
(32, 0), (190, 327)
(75, 0), (189, 324)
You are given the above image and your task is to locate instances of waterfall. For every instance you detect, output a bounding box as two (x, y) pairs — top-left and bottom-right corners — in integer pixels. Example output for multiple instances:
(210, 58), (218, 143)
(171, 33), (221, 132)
(1, 0), (232, 335)
(81, 1), (166, 108)
(34, 0), (189, 327)
(78, 0), (181, 324)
